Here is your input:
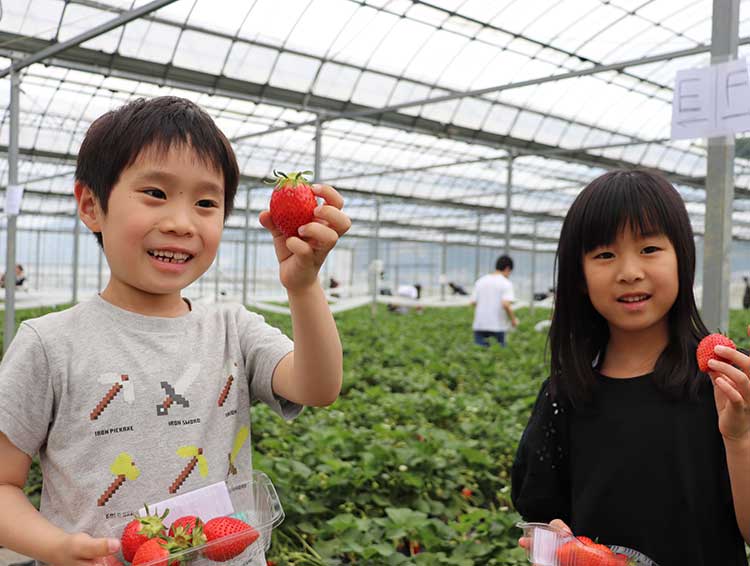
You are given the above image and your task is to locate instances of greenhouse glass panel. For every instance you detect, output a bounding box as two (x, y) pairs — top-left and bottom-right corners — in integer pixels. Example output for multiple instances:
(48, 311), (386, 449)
(173, 30), (232, 74)
(269, 52), (320, 91)
(119, 19), (181, 64)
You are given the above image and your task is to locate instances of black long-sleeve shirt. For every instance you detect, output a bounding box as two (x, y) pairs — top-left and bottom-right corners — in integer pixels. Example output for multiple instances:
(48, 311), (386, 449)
(511, 373), (748, 566)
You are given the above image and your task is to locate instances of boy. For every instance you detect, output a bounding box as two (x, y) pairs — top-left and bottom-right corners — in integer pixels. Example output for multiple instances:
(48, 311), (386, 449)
(0, 97), (351, 566)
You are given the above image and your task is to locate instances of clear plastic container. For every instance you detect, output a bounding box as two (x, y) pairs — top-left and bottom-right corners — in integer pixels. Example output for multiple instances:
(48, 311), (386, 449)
(109, 471), (284, 566)
(516, 522), (660, 566)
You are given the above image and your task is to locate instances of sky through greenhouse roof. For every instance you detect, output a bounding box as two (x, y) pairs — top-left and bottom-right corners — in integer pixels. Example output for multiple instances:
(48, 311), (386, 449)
(2, 0), (750, 249)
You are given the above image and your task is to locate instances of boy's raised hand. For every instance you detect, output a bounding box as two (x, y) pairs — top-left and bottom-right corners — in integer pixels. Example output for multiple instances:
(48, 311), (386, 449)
(707, 334), (750, 443)
(259, 184), (351, 292)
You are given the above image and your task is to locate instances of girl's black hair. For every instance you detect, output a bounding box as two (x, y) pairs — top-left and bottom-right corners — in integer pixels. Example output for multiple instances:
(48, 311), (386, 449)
(75, 96), (239, 246)
(548, 169), (708, 406)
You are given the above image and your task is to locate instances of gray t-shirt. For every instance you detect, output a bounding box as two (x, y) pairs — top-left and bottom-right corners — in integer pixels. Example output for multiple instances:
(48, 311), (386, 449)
(0, 295), (298, 542)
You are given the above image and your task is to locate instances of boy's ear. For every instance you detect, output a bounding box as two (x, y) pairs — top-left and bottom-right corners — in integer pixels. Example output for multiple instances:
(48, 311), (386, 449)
(74, 181), (102, 232)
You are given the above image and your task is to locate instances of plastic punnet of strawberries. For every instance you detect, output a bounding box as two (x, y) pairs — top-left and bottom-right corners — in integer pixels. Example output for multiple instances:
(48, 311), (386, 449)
(556, 536), (631, 566)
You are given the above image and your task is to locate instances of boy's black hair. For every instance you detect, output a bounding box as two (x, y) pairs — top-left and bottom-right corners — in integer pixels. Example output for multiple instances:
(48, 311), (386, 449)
(75, 96), (239, 246)
(496, 255), (513, 271)
(548, 169), (708, 406)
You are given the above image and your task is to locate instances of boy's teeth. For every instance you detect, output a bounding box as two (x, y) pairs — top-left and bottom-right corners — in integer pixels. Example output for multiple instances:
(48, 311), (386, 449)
(148, 250), (191, 263)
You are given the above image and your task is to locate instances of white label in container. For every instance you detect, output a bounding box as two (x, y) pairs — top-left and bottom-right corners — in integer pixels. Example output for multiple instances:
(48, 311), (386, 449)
(530, 526), (559, 566)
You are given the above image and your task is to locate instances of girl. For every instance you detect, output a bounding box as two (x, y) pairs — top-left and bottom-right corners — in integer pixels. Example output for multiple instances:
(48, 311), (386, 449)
(511, 170), (750, 566)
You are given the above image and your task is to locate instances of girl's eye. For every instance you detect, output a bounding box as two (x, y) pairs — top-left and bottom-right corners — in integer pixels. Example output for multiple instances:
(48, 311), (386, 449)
(143, 188), (166, 199)
(594, 251), (614, 259)
(642, 246), (660, 254)
(197, 199), (219, 209)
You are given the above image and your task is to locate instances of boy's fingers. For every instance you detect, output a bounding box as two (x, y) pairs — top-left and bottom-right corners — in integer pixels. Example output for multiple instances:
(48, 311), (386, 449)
(299, 223), (339, 249)
(314, 205), (351, 235)
(258, 211), (282, 236)
(311, 184), (344, 209)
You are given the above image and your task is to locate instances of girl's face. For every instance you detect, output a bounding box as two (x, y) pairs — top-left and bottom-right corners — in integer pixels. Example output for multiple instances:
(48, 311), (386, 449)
(582, 225), (679, 336)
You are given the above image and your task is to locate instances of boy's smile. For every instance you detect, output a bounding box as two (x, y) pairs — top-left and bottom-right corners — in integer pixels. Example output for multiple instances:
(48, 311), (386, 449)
(76, 143), (225, 315)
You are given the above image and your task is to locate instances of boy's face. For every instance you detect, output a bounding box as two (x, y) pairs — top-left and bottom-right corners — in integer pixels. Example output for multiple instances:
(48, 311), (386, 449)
(81, 144), (225, 304)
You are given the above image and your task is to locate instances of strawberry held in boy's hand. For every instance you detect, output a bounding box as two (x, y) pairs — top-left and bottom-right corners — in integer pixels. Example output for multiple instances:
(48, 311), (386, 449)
(268, 170), (318, 238)
(201, 516), (260, 561)
(120, 505), (169, 562)
(696, 333), (736, 372)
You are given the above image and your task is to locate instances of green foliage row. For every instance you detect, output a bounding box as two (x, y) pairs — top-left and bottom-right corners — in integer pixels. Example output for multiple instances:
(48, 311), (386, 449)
(8, 304), (750, 564)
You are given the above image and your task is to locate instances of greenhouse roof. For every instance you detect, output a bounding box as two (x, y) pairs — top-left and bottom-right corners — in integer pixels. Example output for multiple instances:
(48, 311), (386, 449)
(2, 0), (750, 250)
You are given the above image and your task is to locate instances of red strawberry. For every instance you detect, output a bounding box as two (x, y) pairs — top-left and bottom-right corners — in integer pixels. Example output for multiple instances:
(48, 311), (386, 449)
(201, 517), (260, 562)
(556, 536), (625, 566)
(131, 538), (170, 566)
(268, 170), (317, 238)
(696, 333), (736, 372)
(120, 506), (169, 562)
(461, 487), (473, 498)
(168, 516), (203, 538)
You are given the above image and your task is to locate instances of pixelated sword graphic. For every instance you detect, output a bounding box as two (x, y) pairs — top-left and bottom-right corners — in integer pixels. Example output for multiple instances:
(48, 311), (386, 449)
(156, 363), (200, 416)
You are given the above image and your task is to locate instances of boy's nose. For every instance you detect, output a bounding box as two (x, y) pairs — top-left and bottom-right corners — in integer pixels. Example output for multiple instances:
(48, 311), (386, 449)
(158, 207), (195, 236)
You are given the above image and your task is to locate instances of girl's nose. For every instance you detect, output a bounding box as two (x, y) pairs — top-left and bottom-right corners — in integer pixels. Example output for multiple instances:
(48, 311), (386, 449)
(616, 257), (644, 283)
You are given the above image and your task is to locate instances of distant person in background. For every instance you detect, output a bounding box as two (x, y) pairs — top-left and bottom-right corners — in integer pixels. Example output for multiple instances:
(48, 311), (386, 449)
(743, 276), (750, 310)
(389, 283), (422, 313)
(0, 264), (26, 289)
(470, 255), (518, 347)
(449, 281), (468, 295)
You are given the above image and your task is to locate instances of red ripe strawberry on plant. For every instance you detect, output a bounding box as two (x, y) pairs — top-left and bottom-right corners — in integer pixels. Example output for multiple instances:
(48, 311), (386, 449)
(201, 516), (260, 562)
(267, 170), (318, 239)
(120, 505), (169, 562)
(696, 333), (736, 373)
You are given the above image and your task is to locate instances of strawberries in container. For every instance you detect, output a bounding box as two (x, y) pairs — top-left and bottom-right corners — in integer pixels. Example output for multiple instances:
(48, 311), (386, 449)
(516, 522), (661, 566)
(110, 471), (283, 566)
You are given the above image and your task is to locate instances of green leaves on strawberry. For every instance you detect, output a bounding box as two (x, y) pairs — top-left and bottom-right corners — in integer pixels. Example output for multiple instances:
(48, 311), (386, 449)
(120, 505), (169, 562)
(696, 333), (736, 372)
(267, 170), (317, 238)
(168, 515), (206, 549)
(201, 516), (260, 562)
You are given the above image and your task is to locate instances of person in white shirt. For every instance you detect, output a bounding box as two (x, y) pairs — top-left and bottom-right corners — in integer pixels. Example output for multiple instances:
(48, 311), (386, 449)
(470, 255), (518, 347)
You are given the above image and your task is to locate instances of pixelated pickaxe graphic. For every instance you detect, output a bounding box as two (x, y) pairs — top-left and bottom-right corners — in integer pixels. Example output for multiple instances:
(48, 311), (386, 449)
(169, 445), (208, 494)
(227, 426), (249, 476)
(90, 374), (134, 420)
(156, 363), (200, 416)
(217, 361), (238, 407)
(97, 452), (140, 506)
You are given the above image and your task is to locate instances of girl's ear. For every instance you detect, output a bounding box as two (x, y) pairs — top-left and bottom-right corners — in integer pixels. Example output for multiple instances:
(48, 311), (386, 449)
(74, 181), (102, 232)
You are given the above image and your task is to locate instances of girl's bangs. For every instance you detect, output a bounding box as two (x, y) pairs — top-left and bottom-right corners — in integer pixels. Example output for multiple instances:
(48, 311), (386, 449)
(579, 181), (668, 253)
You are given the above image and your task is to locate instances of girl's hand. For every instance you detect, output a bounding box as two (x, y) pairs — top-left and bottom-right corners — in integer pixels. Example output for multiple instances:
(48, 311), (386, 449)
(51, 532), (121, 566)
(259, 184), (351, 292)
(707, 335), (750, 443)
(518, 518), (572, 550)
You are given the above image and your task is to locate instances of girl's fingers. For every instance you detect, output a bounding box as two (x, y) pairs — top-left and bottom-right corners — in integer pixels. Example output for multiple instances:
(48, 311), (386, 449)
(707, 358), (750, 402)
(311, 184), (344, 209)
(519, 536), (530, 549)
(549, 518), (573, 535)
(313, 205), (352, 235)
(714, 345), (750, 375)
(715, 376), (746, 407)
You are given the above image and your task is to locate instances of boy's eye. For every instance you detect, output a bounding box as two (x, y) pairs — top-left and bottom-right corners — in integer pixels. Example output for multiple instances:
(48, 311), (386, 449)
(197, 199), (219, 209)
(143, 188), (166, 199)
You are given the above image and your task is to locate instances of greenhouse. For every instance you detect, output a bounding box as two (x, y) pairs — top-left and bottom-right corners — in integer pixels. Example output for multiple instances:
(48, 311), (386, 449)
(0, 1), (749, 565)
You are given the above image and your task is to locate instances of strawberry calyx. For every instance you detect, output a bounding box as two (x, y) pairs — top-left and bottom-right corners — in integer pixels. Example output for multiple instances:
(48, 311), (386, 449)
(266, 170), (314, 191)
(134, 504), (170, 538)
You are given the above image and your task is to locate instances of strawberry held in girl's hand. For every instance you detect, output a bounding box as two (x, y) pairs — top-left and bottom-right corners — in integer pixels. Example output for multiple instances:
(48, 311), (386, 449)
(268, 170), (318, 238)
(696, 333), (736, 372)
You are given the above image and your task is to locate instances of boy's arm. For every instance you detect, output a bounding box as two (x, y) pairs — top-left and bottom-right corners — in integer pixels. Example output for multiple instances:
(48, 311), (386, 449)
(259, 182), (349, 408)
(272, 283), (342, 407)
(0, 432), (120, 565)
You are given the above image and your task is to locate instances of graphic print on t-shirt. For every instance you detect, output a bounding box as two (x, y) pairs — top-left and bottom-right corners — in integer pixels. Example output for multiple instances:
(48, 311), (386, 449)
(169, 445), (208, 494)
(217, 361), (238, 407)
(90, 373), (134, 420)
(227, 426), (249, 476)
(97, 452), (140, 506)
(156, 363), (201, 416)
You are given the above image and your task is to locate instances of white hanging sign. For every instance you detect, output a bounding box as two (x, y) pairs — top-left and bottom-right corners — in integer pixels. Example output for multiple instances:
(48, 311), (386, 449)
(4, 184), (24, 215)
(671, 58), (750, 140)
